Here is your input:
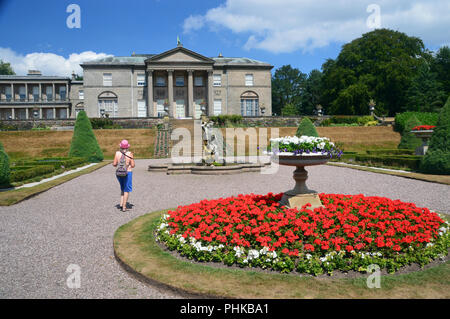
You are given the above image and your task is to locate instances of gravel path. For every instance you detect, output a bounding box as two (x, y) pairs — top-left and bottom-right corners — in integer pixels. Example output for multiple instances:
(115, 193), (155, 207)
(0, 159), (448, 298)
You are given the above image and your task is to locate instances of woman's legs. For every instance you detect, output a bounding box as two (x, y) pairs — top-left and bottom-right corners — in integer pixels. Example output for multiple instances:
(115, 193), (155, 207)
(120, 191), (125, 208)
(122, 192), (129, 211)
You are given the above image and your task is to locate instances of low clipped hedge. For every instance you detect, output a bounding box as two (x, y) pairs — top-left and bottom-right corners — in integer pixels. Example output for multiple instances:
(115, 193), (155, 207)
(14, 157), (86, 169)
(365, 149), (415, 155)
(355, 154), (422, 170)
(320, 115), (375, 127)
(10, 165), (55, 183)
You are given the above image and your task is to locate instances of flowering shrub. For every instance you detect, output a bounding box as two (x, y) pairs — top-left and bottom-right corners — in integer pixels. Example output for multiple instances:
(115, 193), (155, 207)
(412, 125), (436, 131)
(267, 136), (342, 158)
(156, 193), (449, 275)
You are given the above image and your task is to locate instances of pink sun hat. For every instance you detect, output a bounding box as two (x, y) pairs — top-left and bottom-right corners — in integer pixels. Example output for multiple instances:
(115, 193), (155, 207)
(119, 140), (130, 149)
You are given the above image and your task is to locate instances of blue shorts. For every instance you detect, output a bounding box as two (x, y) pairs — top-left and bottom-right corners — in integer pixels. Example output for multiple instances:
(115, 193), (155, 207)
(117, 171), (133, 193)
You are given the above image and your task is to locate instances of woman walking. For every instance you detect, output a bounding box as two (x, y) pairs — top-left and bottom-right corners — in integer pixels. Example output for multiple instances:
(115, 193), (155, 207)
(113, 140), (135, 212)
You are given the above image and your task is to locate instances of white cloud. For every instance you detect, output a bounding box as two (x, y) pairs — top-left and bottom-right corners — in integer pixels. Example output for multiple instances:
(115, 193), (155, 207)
(0, 48), (111, 76)
(183, 0), (450, 53)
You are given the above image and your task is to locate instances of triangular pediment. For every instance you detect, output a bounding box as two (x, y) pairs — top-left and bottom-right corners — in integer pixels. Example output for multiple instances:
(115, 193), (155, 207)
(146, 47), (214, 64)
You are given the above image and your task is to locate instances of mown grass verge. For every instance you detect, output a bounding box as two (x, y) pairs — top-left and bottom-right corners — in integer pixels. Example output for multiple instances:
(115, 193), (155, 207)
(0, 160), (111, 206)
(114, 210), (450, 299)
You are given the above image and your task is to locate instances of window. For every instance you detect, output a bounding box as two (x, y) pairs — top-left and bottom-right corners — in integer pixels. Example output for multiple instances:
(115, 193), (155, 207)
(194, 76), (203, 86)
(137, 100), (147, 117)
(137, 74), (146, 86)
(46, 86), (53, 101)
(213, 99), (222, 115)
(213, 74), (221, 86)
(156, 76), (166, 87)
(240, 91), (259, 116)
(19, 86), (26, 101)
(59, 86), (67, 101)
(245, 74), (254, 86)
(98, 99), (118, 117)
(103, 73), (112, 86)
(176, 76), (185, 87)
(79, 90), (84, 100)
(5, 86), (11, 101)
(32, 86), (39, 101)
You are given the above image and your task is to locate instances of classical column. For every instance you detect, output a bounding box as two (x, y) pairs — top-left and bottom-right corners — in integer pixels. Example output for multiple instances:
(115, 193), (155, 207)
(187, 70), (194, 118)
(147, 70), (153, 117)
(66, 107), (69, 119)
(11, 108), (15, 119)
(26, 108), (29, 119)
(66, 83), (69, 101)
(39, 108), (42, 119)
(52, 83), (55, 101)
(208, 70), (214, 116)
(167, 69), (174, 117)
(11, 84), (13, 101)
(53, 107), (56, 119)
(39, 83), (42, 101)
(25, 83), (28, 101)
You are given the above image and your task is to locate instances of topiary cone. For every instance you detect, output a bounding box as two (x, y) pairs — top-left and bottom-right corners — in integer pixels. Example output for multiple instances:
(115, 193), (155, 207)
(0, 144), (10, 188)
(420, 96), (450, 174)
(68, 111), (104, 162)
(296, 117), (319, 137)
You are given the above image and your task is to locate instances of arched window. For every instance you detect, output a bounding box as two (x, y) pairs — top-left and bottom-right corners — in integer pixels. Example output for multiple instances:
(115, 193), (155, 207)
(98, 91), (118, 117)
(240, 91), (259, 116)
(75, 102), (84, 117)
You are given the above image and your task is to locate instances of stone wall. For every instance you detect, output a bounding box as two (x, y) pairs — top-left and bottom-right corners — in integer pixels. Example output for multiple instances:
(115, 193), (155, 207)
(0, 117), (164, 130)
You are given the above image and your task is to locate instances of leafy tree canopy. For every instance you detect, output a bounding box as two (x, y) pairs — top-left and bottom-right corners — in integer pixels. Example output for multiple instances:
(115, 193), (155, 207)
(0, 60), (15, 75)
(272, 65), (307, 115)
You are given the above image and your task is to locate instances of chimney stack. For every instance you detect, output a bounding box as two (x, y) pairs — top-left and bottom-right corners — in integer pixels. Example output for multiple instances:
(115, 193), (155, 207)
(27, 70), (42, 76)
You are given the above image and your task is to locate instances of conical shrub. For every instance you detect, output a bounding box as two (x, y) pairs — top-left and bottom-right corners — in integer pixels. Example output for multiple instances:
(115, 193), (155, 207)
(0, 142), (10, 188)
(397, 115), (422, 150)
(68, 111), (104, 162)
(296, 117), (319, 137)
(420, 96), (450, 174)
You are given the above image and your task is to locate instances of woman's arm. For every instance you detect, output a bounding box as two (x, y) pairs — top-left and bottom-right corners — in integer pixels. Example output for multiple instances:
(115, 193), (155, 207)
(129, 152), (135, 168)
(112, 152), (118, 167)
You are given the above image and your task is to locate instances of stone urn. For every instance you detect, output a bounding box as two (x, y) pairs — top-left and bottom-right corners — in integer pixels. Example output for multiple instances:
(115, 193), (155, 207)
(273, 153), (330, 210)
(411, 129), (433, 155)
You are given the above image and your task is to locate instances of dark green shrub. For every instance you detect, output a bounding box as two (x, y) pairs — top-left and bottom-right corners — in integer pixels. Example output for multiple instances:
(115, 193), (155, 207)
(68, 111), (104, 162)
(357, 115), (375, 126)
(394, 112), (439, 133)
(296, 117), (319, 137)
(0, 148), (10, 187)
(209, 115), (243, 127)
(420, 96), (450, 174)
(397, 115), (423, 150)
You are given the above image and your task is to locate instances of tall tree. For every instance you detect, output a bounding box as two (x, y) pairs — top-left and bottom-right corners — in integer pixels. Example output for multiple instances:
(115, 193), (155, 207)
(0, 60), (15, 75)
(272, 65), (307, 115)
(301, 69), (323, 115)
(431, 46), (450, 93)
(321, 29), (428, 116)
(406, 60), (447, 112)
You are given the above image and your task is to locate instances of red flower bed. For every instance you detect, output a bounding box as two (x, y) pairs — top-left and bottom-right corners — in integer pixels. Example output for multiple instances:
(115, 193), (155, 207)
(412, 125), (436, 131)
(159, 193), (449, 274)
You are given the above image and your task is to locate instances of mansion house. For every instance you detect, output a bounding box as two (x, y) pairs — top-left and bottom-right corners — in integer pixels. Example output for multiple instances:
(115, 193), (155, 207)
(0, 45), (273, 120)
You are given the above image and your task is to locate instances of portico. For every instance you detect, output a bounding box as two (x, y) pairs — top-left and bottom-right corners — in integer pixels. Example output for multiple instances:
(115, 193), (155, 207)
(145, 46), (214, 119)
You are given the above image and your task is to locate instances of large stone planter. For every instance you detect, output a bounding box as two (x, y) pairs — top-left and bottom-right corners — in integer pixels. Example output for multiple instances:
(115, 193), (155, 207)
(411, 130), (433, 155)
(273, 153), (330, 210)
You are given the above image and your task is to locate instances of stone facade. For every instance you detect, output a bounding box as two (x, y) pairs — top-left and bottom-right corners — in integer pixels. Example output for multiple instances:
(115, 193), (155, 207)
(0, 46), (273, 120)
(81, 46), (273, 119)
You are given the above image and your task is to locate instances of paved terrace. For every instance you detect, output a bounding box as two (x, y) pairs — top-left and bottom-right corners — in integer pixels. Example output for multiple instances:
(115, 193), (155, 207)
(0, 159), (448, 298)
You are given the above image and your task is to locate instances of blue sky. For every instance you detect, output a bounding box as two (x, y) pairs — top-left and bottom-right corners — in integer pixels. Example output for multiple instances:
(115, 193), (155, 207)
(0, 0), (448, 76)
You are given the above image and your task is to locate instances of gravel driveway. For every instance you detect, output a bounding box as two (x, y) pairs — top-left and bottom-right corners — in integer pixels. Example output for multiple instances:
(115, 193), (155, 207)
(0, 159), (448, 298)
